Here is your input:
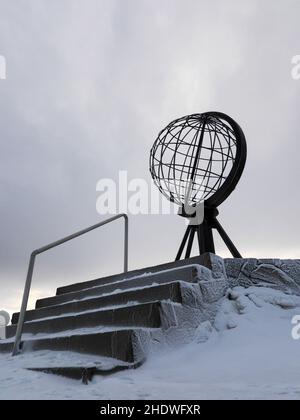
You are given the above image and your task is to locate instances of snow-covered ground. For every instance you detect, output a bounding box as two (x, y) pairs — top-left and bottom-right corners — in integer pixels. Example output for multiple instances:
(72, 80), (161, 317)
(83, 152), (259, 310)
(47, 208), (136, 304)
(0, 285), (300, 400)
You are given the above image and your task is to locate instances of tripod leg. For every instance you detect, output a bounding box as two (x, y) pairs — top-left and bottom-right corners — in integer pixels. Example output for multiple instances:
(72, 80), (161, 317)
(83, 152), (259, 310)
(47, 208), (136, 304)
(175, 225), (191, 261)
(196, 225), (202, 254)
(185, 226), (196, 259)
(199, 220), (215, 254)
(214, 218), (242, 258)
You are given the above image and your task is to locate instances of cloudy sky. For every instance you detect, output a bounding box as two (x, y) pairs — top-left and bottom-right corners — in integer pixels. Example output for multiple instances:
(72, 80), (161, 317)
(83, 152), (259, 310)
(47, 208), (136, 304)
(0, 0), (299, 314)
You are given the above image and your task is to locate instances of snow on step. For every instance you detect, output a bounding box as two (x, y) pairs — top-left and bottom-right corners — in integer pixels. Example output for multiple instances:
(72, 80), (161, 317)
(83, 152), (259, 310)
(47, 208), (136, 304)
(12, 280), (201, 325)
(35, 264), (206, 309)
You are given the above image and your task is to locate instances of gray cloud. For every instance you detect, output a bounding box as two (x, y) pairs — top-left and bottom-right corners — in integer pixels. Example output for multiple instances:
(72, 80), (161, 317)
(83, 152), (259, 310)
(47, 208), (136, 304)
(0, 0), (299, 313)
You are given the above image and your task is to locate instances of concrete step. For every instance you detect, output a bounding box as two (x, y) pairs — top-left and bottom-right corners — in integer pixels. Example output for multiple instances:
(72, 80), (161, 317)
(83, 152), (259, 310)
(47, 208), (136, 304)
(56, 254), (209, 295)
(12, 281), (183, 325)
(0, 329), (148, 362)
(35, 265), (200, 309)
(6, 301), (167, 339)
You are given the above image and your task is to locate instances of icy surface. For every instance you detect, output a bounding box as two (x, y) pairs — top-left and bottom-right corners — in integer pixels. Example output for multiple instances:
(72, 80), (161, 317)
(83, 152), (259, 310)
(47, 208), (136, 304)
(66, 264), (204, 295)
(1, 285), (300, 400)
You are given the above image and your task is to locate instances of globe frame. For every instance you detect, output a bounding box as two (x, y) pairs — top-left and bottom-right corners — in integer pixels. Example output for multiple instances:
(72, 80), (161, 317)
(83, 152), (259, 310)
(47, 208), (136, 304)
(150, 111), (247, 210)
(149, 111), (247, 259)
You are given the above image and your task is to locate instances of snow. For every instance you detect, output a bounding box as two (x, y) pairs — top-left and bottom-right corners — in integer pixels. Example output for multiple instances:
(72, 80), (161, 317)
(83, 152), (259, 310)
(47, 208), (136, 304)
(1, 285), (300, 400)
(1, 325), (157, 344)
(65, 264), (205, 295)
(42, 267), (203, 307)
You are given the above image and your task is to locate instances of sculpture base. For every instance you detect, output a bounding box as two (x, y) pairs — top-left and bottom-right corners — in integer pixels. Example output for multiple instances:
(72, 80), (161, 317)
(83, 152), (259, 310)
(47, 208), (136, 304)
(175, 206), (242, 260)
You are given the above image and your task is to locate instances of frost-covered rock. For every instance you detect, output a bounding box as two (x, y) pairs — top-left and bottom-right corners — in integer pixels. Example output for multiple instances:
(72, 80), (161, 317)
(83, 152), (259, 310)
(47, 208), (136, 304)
(224, 258), (300, 295)
(201, 253), (228, 280)
(199, 278), (228, 303)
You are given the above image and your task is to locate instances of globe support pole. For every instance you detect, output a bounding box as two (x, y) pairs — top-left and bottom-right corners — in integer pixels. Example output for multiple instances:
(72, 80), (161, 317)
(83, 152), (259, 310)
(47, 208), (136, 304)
(175, 206), (242, 260)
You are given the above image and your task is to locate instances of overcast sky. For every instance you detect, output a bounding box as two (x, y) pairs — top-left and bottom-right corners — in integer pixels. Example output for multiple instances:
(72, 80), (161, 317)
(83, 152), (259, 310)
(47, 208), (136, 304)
(0, 0), (299, 314)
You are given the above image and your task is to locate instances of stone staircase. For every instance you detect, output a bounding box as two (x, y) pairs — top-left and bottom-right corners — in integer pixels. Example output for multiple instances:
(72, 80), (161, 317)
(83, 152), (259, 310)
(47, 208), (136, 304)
(0, 254), (228, 382)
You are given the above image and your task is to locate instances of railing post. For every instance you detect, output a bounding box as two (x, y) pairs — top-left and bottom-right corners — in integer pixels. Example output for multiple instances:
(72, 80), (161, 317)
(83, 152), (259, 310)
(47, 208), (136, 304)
(123, 214), (128, 273)
(12, 252), (37, 356)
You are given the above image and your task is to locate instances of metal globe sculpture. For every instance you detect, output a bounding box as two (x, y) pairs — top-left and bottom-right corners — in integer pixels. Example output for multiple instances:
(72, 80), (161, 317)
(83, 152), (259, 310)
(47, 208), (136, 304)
(150, 111), (247, 259)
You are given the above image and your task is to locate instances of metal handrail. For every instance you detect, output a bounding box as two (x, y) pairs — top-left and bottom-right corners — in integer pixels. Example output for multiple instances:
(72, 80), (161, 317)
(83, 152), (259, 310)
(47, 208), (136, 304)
(12, 213), (128, 356)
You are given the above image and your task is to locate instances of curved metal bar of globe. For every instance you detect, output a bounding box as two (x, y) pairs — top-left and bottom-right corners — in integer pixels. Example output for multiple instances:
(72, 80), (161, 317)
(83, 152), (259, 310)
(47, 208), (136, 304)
(12, 214), (129, 356)
(205, 112), (247, 209)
